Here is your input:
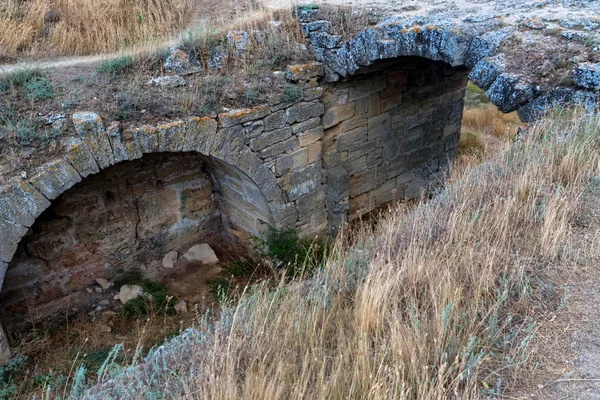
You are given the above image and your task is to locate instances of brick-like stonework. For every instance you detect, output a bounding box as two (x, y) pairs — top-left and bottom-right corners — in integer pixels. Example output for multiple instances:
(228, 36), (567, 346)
(321, 58), (467, 230)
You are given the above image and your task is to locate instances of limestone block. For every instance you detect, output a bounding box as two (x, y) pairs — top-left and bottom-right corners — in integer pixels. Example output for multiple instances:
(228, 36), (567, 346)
(286, 102), (325, 124)
(336, 125), (368, 152)
(259, 136), (299, 159)
(469, 55), (504, 91)
(307, 142), (323, 164)
(244, 120), (264, 139)
(183, 243), (219, 264)
(28, 159), (81, 200)
(325, 166), (350, 195)
(303, 86), (324, 102)
(348, 76), (386, 102)
(72, 112), (115, 168)
(132, 124), (160, 154)
(158, 120), (187, 152)
(350, 167), (376, 197)
(297, 126), (324, 147)
(300, 20), (328, 35)
(0, 178), (50, 229)
(182, 116), (219, 153)
(367, 113), (392, 140)
(209, 125), (246, 159)
(486, 73), (533, 113)
(310, 32), (342, 49)
(291, 117), (321, 134)
(323, 102), (356, 129)
(106, 122), (138, 164)
(119, 285), (144, 304)
(381, 95), (403, 113)
(219, 105), (270, 128)
(283, 162), (321, 201)
(0, 221), (27, 263)
(349, 192), (370, 215)
(285, 63), (325, 81)
(465, 28), (513, 69)
(341, 154), (368, 176)
(347, 28), (379, 67)
(162, 251), (178, 269)
(250, 127), (292, 151)
(439, 29), (472, 67)
(264, 111), (287, 132)
(573, 63), (600, 91)
(275, 148), (309, 176)
(63, 138), (100, 178)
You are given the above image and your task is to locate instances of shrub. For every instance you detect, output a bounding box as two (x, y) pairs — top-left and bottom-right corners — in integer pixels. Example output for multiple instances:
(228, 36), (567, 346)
(21, 76), (55, 100)
(0, 68), (42, 93)
(281, 83), (302, 103)
(120, 279), (177, 318)
(95, 56), (135, 79)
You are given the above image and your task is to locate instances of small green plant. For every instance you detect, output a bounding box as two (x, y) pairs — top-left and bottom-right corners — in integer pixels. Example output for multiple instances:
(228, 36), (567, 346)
(21, 76), (55, 100)
(0, 355), (27, 398)
(0, 68), (42, 93)
(251, 226), (328, 277)
(281, 84), (302, 103)
(298, 3), (319, 11)
(120, 279), (178, 317)
(459, 131), (485, 156)
(95, 56), (135, 79)
(206, 278), (231, 301)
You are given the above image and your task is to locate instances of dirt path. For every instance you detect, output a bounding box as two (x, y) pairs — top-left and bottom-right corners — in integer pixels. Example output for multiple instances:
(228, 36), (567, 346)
(515, 178), (600, 399)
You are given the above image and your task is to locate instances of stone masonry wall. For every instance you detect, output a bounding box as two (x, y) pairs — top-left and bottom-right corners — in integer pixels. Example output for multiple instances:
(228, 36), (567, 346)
(0, 153), (223, 327)
(321, 58), (468, 229)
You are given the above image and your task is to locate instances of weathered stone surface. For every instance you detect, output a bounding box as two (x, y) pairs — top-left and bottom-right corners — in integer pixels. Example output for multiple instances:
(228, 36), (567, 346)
(250, 127), (292, 151)
(146, 75), (186, 87)
(164, 46), (200, 74)
(182, 117), (219, 153)
(260, 136), (299, 159)
(132, 124), (160, 154)
(72, 112), (115, 168)
(63, 138), (100, 178)
(286, 63), (325, 81)
(174, 300), (188, 315)
(469, 55), (504, 91)
(291, 117), (321, 134)
(275, 148), (309, 176)
(486, 73), (533, 113)
(28, 159), (81, 200)
(323, 102), (356, 129)
(183, 244), (219, 264)
(298, 126), (324, 147)
(264, 111), (287, 131)
(106, 122), (142, 163)
(573, 63), (600, 91)
(158, 120), (187, 152)
(0, 178), (50, 229)
(0, 221), (27, 263)
(227, 30), (250, 54)
(162, 251), (178, 269)
(283, 162), (321, 201)
(219, 106), (270, 128)
(286, 102), (325, 124)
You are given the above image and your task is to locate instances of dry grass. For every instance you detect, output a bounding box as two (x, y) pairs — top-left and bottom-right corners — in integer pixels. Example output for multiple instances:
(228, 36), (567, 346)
(46, 109), (597, 399)
(0, 0), (193, 58)
(462, 104), (524, 140)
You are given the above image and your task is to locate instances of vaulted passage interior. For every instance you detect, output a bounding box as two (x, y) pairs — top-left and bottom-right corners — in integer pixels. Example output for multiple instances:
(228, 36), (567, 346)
(0, 153), (272, 329)
(322, 57), (469, 228)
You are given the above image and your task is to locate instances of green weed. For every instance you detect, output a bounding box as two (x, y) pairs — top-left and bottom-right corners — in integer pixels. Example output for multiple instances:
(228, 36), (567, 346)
(95, 56), (135, 79)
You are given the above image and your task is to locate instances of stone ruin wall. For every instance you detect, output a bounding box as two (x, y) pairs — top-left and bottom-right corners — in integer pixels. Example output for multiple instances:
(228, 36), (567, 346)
(321, 58), (468, 228)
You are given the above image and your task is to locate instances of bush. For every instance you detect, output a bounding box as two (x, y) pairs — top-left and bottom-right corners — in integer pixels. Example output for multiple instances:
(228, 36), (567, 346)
(120, 279), (178, 318)
(95, 56), (135, 79)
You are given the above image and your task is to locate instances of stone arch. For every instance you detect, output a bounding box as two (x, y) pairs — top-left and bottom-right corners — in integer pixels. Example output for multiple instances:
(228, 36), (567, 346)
(320, 54), (469, 229)
(0, 112), (287, 296)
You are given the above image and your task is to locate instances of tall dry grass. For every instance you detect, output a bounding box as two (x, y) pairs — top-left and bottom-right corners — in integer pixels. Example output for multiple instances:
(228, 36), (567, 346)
(0, 0), (192, 57)
(55, 109), (599, 399)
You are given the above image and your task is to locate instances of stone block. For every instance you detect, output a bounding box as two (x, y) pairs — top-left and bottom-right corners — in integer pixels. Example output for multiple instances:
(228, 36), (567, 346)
(341, 154), (368, 175)
(264, 111), (287, 131)
(132, 124), (160, 154)
(63, 138), (100, 178)
(469, 55), (504, 91)
(285, 63), (325, 81)
(259, 136), (299, 159)
(291, 117), (321, 134)
(286, 102), (325, 124)
(244, 120), (264, 139)
(303, 86), (324, 101)
(380, 94), (403, 113)
(370, 178), (401, 208)
(349, 167), (376, 197)
(106, 122), (142, 163)
(298, 126), (324, 147)
(307, 142), (322, 164)
(209, 125), (246, 159)
(28, 159), (82, 201)
(283, 162), (321, 201)
(275, 148), (309, 176)
(219, 105), (270, 128)
(183, 117), (219, 153)
(573, 63), (600, 91)
(336, 125), (368, 152)
(0, 178), (50, 229)
(349, 192), (370, 215)
(0, 221), (28, 263)
(368, 113), (392, 140)
(348, 76), (386, 102)
(72, 112), (115, 168)
(158, 120), (187, 152)
(250, 127), (292, 151)
(326, 166), (350, 195)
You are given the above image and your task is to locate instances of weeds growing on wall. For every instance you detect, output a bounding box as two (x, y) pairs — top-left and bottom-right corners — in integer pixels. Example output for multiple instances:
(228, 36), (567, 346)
(44, 108), (598, 399)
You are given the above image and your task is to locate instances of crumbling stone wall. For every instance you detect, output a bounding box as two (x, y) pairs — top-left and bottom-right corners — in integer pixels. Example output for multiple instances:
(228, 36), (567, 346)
(322, 58), (468, 229)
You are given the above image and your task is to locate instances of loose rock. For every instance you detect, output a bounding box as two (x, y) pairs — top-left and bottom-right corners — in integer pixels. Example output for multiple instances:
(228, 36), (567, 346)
(162, 251), (179, 269)
(146, 75), (186, 88)
(183, 243), (219, 264)
(174, 300), (187, 315)
(96, 278), (112, 290)
(119, 284), (144, 304)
